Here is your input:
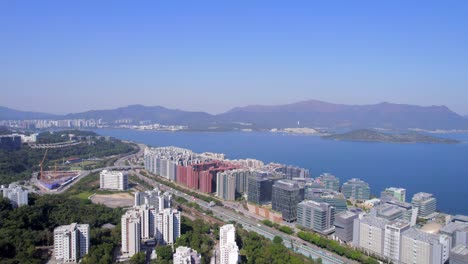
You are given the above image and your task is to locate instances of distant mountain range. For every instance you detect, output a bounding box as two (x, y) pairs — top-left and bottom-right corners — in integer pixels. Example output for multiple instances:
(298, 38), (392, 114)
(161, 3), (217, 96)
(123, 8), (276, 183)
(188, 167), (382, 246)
(2, 100), (468, 130)
(0, 106), (59, 120)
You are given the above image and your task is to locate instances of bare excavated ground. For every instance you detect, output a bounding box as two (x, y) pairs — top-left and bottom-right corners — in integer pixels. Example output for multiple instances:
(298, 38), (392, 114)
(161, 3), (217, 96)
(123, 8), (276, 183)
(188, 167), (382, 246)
(91, 193), (134, 208)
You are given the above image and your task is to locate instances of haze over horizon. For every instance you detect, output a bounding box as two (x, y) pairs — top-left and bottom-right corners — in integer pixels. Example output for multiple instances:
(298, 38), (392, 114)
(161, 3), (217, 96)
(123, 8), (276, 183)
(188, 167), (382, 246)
(1, 1), (468, 115)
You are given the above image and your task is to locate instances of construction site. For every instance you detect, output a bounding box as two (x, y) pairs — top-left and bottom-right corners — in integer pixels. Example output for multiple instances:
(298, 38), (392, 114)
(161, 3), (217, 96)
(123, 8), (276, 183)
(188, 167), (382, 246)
(36, 149), (82, 190)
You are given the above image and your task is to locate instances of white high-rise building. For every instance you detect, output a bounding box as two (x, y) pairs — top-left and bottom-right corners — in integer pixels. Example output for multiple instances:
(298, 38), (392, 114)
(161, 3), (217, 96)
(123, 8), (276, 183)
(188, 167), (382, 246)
(54, 223), (89, 263)
(134, 204), (158, 240)
(100, 170), (128, 191)
(173, 246), (201, 264)
(220, 224), (239, 264)
(156, 208), (181, 245)
(134, 188), (171, 211)
(352, 215), (388, 256)
(1, 184), (28, 208)
(400, 228), (450, 264)
(383, 220), (411, 263)
(121, 210), (141, 257)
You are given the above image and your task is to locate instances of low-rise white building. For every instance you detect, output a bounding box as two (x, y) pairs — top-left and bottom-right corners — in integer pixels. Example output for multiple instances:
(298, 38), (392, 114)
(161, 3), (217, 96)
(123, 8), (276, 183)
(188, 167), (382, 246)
(100, 170), (128, 191)
(54, 223), (89, 263)
(1, 184), (28, 208)
(400, 228), (450, 264)
(173, 246), (201, 264)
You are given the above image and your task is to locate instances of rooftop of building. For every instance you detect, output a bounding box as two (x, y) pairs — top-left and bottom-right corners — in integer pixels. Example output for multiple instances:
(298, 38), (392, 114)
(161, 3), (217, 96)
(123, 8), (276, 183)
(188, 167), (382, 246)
(403, 227), (441, 243)
(385, 187), (406, 192)
(453, 214), (468, 223)
(273, 180), (302, 190)
(360, 215), (389, 229)
(336, 210), (358, 220)
(387, 219), (410, 229)
(343, 178), (369, 186)
(412, 192), (434, 200)
(451, 245), (468, 256)
(376, 204), (404, 217)
(440, 221), (468, 234)
(386, 199), (412, 209)
(420, 222), (443, 234)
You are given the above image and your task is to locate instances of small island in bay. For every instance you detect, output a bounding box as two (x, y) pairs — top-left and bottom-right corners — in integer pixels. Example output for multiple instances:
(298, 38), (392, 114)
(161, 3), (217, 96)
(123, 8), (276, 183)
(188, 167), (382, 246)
(323, 129), (460, 144)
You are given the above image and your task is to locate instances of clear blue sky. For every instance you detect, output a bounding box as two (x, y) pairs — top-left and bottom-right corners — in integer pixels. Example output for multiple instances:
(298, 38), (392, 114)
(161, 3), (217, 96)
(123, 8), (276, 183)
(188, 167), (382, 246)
(1, 1), (467, 115)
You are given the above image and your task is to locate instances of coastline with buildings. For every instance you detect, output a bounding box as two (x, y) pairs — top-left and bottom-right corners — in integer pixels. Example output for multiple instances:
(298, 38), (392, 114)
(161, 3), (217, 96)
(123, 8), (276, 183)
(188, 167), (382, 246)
(142, 144), (468, 264)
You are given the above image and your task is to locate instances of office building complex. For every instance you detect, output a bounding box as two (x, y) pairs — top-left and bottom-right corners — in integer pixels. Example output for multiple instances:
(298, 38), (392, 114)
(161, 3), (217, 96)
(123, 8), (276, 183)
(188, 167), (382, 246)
(385, 199), (418, 226)
(247, 172), (274, 205)
(383, 220), (411, 263)
(373, 203), (406, 221)
(272, 180), (305, 222)
(274, 165), (310, 180)
(400, 228), (450, 264)
(412, 192), (437, 218)
(54, 223), (90, 263)
(305, 188), (347, 215)
(381, 187), (406, 202)
(334, 211), (358, 243)
(173, 246), (201, 264)
(121, 210), (141, 257)
(100, 170), (128, 191)
(317, 173), (340, 191)
(297, 200), (335, 234)
(342, 178), (370, 201)
(156, 208), (181, 245)
(0, 184), (28, 207)
(220, 224), (239, 264)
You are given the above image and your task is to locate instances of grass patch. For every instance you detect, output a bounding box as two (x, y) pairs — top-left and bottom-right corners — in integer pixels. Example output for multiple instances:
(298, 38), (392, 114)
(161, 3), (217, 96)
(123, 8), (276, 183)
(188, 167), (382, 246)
(72, 191), (95, 200)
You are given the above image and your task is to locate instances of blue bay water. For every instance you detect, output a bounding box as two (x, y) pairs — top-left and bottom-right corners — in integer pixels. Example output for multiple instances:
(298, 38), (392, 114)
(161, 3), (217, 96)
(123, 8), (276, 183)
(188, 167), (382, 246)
(94, 129), (468, 215)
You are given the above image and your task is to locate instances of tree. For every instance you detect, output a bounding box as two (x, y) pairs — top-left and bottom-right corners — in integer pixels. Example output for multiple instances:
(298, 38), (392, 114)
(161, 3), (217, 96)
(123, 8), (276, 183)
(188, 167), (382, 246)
(273, 236), (283, 245)
(130, 251), (146, 264)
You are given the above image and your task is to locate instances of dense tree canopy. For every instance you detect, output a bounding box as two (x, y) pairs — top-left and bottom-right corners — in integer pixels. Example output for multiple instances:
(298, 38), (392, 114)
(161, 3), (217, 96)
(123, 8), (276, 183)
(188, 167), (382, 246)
(0, 195), (123, 263)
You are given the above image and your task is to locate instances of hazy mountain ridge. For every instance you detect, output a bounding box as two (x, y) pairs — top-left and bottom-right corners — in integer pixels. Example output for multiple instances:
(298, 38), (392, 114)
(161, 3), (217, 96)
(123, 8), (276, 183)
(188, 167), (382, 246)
(2, 100), (468, 130)
(0, 106), (59, 120)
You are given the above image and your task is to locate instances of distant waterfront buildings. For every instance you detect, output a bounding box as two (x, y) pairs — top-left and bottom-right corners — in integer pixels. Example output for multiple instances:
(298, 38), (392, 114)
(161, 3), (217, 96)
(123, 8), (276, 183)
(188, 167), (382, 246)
(341, 178), (370, 201)
(220, 224), (239, 264)
(100, 170), (128, 191)
(381, 187), (406, 202)
(297, 200), (335, 234)
(217, 171), (237, 201)
(317, 173), (340, 191)
(272, 180), (305, 222)
(173, 246), (201, 264)
(1, 184), (28, 208)
(412, 192), (437, 218)
(54, 223), (90, 263)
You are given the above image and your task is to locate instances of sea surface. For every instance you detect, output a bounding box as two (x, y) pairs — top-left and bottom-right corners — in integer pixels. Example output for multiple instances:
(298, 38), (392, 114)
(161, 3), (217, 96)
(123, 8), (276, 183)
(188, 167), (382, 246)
(93, 129), (468, 215)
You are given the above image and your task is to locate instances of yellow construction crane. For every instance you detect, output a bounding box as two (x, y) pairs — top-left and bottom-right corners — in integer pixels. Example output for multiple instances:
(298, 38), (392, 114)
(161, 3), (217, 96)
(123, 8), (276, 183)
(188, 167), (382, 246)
(39, 149), (48, 180)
